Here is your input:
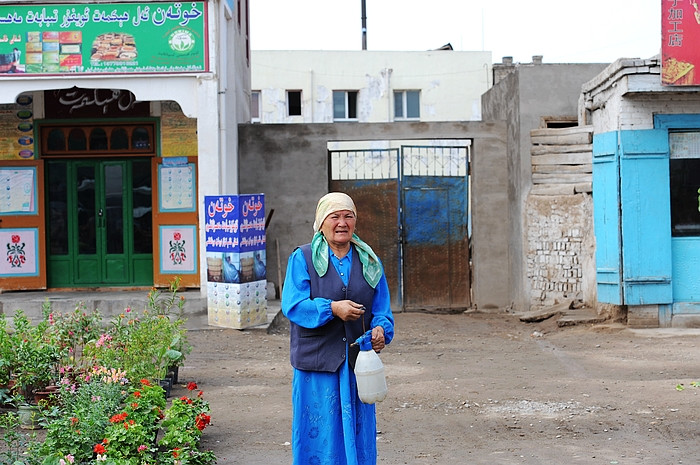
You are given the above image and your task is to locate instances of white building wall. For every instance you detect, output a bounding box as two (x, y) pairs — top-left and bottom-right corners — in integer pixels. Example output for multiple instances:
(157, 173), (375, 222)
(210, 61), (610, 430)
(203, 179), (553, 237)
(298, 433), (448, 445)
(252, 50), (492, 123)
(582, 58), (700, 133)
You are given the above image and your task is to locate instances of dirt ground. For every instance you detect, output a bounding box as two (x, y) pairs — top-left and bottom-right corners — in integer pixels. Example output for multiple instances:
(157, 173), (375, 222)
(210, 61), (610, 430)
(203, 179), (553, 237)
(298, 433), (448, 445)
(181, 310), (700, 465)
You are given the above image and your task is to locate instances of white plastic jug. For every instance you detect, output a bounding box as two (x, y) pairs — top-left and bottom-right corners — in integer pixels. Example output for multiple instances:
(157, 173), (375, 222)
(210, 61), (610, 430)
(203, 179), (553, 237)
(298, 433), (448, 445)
(354, 347), (388, 404)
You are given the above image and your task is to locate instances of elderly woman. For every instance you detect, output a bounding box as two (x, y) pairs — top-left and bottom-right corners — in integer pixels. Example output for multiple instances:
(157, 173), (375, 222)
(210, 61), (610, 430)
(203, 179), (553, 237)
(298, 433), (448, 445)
(281, 192), (395, 465)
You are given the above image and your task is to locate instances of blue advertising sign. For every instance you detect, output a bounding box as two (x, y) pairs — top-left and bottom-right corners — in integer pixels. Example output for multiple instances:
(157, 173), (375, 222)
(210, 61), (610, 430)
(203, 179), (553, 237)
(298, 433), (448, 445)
(204, 194), (265, 253)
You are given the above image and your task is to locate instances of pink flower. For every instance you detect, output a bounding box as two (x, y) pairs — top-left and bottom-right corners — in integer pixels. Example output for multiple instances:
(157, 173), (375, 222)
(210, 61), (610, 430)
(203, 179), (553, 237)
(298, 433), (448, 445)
(138, 445), (147, 453)
(174, 232), (182, 241)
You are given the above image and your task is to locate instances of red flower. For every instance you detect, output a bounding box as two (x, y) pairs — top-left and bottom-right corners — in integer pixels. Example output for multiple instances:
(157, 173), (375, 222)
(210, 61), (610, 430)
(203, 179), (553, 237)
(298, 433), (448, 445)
(133, 391), (141, 398)
(195, 413), (211, 431)
(109, 412), (128, 423)
(197, 390), (204, 398)
(141, 379), (151, 386)
(187, 382), (198, 391)
(11, 235), (20, 244)
(70, 417), (79, 426)
(131, 402), (139, 409)
(174, 232), (182, 241)
(172, 448), (180, 458)
(93, 443), (107, 454)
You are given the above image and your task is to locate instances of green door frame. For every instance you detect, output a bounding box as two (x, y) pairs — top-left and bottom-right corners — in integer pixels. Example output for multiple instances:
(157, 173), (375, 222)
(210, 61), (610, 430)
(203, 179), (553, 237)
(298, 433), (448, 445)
(47, 158), (153, 287)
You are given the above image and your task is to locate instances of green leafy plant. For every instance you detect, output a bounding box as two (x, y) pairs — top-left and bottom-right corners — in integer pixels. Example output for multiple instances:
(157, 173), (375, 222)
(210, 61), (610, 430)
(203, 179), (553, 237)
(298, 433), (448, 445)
(0, 314), (16, 386)
(2, 284), (214, 464)
(158, 382), (215, 465)
(39, 366), (129, 462)
(0, 411), (41, 465)
(12, 310), (61, 400)
(46, 302), (102, 372)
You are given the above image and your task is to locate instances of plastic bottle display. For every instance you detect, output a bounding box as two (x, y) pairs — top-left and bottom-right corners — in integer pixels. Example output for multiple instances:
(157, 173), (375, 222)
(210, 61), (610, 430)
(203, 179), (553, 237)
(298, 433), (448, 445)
(354, 331), (388, 404)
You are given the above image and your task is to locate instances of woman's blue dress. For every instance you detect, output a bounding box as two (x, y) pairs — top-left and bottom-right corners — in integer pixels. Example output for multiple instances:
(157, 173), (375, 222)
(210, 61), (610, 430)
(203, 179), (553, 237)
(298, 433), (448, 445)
(282, 246), (394, 465)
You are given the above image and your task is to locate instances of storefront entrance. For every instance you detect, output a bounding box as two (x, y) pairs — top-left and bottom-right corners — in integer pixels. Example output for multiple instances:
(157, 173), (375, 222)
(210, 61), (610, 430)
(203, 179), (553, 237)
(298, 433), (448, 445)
(46, 158), (153, 287)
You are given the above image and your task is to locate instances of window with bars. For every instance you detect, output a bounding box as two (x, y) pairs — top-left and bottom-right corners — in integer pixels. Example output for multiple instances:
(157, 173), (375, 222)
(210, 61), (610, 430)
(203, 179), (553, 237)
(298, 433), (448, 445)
(330, 144), (469, 180)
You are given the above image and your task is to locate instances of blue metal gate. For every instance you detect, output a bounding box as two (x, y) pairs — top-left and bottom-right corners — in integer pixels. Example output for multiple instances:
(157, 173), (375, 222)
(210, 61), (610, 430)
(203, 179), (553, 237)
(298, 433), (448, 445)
(329, 144), (470, 311)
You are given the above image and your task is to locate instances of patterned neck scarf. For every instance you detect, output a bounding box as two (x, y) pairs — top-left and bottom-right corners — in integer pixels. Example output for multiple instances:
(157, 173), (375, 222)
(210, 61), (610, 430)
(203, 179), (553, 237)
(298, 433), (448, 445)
(310, 231), (383, 288)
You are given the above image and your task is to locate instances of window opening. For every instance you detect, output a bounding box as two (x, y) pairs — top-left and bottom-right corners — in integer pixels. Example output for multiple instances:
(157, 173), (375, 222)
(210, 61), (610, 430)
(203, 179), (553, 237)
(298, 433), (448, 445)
(394, 90), (420, 120)
(333, 91), (358, 120)
(251, 91), (260, 121)
(41, 122), (156, 156)
(48, 128), (66, 151)
(670, 131), (700, 236)
(287, 90), (302, 116)
(111, 128), (129, 150)
(68, 128), (87, 151)
(90, 128), (108, 151)
(542, 116), (577, 128)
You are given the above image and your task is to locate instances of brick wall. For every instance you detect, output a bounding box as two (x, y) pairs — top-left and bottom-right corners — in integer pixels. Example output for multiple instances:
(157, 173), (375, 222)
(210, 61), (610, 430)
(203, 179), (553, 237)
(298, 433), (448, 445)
(526, 125), (596, 309)
(526, 195), (594, 307)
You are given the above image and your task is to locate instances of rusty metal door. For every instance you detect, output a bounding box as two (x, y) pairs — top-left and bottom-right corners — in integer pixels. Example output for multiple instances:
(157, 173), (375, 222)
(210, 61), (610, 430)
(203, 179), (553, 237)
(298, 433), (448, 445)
(329, 149), (401, 305)
(400, 145), (470, 311)
(329, 144), (470, 311)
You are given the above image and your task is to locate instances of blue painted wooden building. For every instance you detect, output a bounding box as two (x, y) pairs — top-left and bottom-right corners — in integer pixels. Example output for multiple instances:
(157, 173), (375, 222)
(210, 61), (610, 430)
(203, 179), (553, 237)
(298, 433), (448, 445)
(584, 57), (700, 327)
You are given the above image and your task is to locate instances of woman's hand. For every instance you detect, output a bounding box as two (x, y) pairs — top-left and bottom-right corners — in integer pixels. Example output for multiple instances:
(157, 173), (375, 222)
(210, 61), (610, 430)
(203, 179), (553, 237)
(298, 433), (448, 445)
(331, 300), (365, 321)
(371, 325), (385, 352)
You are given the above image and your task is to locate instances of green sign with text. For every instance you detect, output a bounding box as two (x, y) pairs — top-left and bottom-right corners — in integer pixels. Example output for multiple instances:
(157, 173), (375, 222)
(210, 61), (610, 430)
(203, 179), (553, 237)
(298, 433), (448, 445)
(0, 2), (208, 75)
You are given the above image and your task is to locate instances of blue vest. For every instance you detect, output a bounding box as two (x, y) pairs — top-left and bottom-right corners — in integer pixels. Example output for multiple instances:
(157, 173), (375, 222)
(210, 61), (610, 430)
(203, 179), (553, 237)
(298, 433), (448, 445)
(289, 243), (375, 372)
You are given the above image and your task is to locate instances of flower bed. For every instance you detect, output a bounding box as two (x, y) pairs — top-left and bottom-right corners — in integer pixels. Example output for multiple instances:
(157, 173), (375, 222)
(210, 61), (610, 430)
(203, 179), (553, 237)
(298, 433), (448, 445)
(0, 280), (216, 465)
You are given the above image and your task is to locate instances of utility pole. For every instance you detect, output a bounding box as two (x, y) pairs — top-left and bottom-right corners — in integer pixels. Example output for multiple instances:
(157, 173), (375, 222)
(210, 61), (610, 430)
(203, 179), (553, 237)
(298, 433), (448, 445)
(361, 0), (367, 50)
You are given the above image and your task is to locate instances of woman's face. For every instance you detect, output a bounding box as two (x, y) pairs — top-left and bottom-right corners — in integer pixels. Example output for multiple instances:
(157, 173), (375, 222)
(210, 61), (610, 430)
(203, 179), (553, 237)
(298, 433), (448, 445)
(320, 209), (356, 247)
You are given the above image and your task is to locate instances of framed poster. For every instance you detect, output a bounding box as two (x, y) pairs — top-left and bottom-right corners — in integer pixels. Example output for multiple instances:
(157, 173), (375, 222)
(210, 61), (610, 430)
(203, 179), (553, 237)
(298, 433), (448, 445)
(0, 228), (39, 276)
(158, 161), (195, 212)
(159, 225), (197, 274)
(0, 167), (36, 214)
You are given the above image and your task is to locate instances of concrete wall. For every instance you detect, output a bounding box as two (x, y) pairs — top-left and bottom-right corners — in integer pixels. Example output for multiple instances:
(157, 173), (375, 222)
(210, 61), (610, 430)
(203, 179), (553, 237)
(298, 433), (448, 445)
(252, 50), (492, 123)
(482, 62), (608, 311)
(237, 121), (509, 311)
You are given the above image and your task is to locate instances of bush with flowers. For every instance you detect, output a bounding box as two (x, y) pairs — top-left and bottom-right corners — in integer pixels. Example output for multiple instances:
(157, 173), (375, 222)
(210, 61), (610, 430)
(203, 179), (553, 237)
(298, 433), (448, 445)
(0, 281), (215, 465)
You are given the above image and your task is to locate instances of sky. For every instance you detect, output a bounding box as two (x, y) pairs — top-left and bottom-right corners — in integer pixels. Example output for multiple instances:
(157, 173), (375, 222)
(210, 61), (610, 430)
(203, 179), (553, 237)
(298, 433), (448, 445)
(250, 0), (661, 64)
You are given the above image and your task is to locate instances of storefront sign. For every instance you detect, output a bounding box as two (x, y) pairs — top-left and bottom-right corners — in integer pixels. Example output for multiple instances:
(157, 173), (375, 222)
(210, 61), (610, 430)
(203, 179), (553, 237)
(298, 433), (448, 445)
(44, 88), (151, 118)
(662, 0), (700, 85)
(0, 2), (208, 75)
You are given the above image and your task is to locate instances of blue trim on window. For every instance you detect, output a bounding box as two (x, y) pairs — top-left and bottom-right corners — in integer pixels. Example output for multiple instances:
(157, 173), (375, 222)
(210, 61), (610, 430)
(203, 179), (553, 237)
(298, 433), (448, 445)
(654, 114), (700, 129)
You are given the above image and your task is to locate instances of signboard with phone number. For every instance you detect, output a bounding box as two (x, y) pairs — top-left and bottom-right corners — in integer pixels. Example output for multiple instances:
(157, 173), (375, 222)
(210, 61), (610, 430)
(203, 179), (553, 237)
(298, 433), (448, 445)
(0, 2), (208, 75)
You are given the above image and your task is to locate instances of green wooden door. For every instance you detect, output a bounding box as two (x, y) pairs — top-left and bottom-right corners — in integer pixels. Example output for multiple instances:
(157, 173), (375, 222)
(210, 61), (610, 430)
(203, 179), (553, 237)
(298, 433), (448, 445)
(46, 158), (153, 287)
